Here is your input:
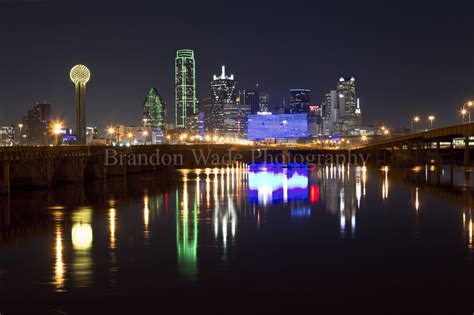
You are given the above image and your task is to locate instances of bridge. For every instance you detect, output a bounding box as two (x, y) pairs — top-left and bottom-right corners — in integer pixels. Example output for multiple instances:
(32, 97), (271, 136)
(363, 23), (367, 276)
(0, 144), (250, 194)
(2, 122), (474, 194)
(351, 122), (474, 166)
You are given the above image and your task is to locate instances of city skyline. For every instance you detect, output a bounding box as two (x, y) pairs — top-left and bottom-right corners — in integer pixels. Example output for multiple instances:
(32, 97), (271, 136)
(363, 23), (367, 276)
(0, 1), (472, 130)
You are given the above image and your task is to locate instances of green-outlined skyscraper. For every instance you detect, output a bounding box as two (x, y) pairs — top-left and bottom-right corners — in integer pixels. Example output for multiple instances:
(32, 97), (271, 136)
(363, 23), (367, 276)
(143, 87), (166, 130)
(175, 49), (196, 128)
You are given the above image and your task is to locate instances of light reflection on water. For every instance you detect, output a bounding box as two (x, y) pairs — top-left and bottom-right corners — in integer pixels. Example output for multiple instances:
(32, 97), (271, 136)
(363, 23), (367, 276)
(2, 163), (474, 300)
(71, 207), (93, 288)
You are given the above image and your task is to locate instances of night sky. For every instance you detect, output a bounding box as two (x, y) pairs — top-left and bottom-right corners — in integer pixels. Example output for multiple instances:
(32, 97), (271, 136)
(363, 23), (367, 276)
(0, 0), (473, 130)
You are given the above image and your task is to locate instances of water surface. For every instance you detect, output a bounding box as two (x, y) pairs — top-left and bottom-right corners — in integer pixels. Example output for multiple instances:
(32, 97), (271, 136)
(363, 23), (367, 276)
(1, 164), (474, 314)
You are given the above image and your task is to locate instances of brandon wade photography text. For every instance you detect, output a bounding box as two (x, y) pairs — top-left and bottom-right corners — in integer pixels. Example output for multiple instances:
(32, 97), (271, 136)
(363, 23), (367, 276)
(105, 148), (370, 166)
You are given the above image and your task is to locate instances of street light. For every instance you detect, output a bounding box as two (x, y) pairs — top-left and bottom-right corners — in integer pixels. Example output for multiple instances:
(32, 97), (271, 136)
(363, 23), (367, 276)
(107, 126), (115, 145)
(428, 115), (435, 129)
(411, 116), (420, 133)
(462, 101), (473, 123)
(18, 123), (23, 145)
(461, 108), (471, 123)
(127, 132), (133, 145)
(51, 121), (63, 146)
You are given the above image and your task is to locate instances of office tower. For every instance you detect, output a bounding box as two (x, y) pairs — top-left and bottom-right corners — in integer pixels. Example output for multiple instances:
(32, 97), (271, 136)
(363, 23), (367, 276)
(238, 103), (251, 137)
(175, 49), (197, 129)
(70, 64), (91, 145)
(0, 126), (14, 146)
(211, 65), (236, 134)
(322, 91), (338, 135)
(24, 102), (51, 146)
(259, 92), (270, 112)
(308, 105), (322, 137)
(201, 97), (213, 132)
(223, 101), (250, 138)
(238, 90), (260, 114)
(288, 89), (310, 113)
(143, 87), (166, 131)
(185, 112), (201, 135)
(337, 77), (358, 126)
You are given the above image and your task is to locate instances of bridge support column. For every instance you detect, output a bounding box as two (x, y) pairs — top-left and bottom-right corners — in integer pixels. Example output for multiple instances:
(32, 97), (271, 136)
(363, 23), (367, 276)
(450, 142), (454, 165)
(418, 141), (424, 165)
(464, 136), (470, 165)
(450, 165), (454, 186)
(391, 146), (396, 165)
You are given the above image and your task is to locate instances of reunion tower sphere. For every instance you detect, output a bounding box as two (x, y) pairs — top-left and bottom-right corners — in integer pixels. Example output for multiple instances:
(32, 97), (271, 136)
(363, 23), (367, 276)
(70, 64), (90, 145)
(70, 64), (91, 85)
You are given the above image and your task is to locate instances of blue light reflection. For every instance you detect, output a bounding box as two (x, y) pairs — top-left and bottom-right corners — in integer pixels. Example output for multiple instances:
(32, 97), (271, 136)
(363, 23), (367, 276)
(248, 163), (309, 204)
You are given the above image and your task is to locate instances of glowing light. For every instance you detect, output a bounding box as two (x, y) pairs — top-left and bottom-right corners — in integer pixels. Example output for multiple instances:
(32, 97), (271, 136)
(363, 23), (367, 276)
(470, 216), (473, 250)
(70, 64), (91, 85)
(415, 187), (420, 211)
(51, 121), (63, 135)
(143, 194), (150, 240)
(72, 223), (93, 250)
(54, 225), (66, 291)
(382, 166), (389, 200)
(176, 181), (198, 279)
(109, 208), (116, 249)
(310, 185), (320, 203)
(107, 127), (115, 135)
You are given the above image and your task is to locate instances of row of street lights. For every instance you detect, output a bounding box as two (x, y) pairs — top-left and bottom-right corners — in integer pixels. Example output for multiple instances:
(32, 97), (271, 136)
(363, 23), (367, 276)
(410, 115), (435, 133)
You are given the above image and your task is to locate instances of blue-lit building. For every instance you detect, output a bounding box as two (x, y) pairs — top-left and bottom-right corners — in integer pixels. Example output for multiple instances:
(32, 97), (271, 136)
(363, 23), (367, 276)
(247, 113), (308, 141)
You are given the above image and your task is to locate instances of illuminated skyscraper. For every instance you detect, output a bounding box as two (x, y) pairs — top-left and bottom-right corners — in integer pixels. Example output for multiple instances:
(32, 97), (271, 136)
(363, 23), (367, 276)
(0, 125), (14, 146)
(322, 90), (338, 134)
(23, 102), (51, 146)
(259, 92), (270, 112)
(321, 77), (361, 134)
(308, 105), (322, 137)
(70, 64), (91, 144)
(238, 89), (259, 114)
(175, 49), (196, 129)
(288, 89), (310, 113)
(211, 65), (236, 134)
(202, 97), (213, 132)
(337, 77), (357, 124)
(143, 87), (166, 131)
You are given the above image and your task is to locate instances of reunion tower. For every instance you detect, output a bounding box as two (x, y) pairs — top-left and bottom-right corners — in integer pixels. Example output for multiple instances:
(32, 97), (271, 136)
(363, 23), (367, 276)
(70, 64), (91, 144)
